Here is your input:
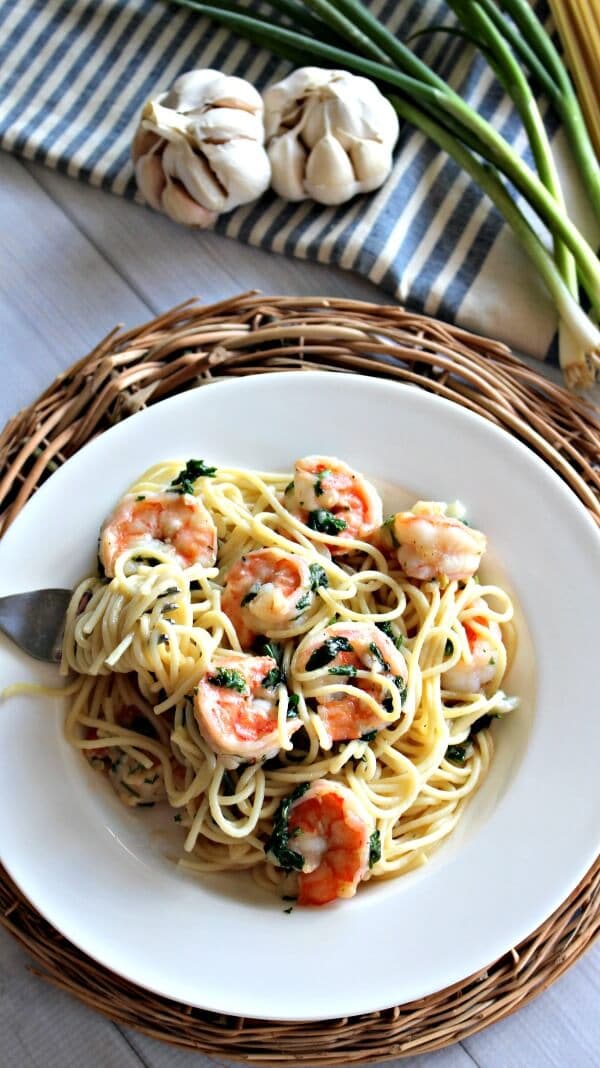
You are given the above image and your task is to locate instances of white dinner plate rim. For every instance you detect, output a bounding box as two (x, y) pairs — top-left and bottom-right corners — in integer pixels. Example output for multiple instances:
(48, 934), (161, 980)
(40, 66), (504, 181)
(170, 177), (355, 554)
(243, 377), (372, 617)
(0, 371), (598, 1021)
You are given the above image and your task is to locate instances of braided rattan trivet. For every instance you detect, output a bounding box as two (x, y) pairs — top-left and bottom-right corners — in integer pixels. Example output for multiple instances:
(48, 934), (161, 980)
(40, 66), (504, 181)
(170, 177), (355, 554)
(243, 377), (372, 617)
(1, 294), (598, 1063)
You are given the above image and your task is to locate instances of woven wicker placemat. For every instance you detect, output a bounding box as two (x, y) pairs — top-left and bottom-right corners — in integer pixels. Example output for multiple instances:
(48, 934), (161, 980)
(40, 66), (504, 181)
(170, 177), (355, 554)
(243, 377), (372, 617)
(0, 293), (598, 1063)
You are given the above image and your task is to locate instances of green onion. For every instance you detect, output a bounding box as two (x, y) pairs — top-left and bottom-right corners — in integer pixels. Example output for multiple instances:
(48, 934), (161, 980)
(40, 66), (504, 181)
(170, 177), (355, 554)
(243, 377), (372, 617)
(165, 0), (600, 387)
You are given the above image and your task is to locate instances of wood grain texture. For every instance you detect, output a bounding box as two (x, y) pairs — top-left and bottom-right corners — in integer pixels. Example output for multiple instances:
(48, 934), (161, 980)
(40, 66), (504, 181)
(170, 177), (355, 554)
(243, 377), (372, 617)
(0, 157), (148, 414)
(25, 160), (391, 314)
(0, 150), (598, 1068)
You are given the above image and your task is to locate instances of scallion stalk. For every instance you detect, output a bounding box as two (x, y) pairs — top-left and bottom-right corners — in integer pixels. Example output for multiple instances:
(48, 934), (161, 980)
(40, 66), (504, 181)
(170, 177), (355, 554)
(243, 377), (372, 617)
(495, 0), (600, 218)
(447, 0), (580, 381)
(163, 0), (600, 385)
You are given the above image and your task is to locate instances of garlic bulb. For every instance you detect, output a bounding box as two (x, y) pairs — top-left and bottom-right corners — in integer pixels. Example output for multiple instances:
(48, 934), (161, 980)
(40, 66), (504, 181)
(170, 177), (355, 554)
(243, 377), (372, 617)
(263, 68), (399, 206)
(132, 69), (271, 227)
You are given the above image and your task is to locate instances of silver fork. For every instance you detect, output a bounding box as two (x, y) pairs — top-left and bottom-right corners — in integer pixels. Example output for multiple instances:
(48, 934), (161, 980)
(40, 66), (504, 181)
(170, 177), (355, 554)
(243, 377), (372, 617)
(0, 589), (72, 662)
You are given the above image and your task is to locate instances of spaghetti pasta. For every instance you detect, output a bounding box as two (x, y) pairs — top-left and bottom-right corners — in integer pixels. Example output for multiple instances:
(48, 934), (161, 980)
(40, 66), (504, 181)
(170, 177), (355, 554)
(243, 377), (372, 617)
(62, 455), (518, 906)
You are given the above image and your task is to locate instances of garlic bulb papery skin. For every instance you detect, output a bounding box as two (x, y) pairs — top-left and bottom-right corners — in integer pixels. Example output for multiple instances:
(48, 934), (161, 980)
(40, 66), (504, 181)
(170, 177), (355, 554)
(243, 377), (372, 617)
(132, 69), (272, 227)
(263, 68), (399, 206)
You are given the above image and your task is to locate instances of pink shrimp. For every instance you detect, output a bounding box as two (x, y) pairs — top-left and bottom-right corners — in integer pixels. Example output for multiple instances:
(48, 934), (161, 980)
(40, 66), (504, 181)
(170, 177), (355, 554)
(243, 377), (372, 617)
(194, 653), (301, 764)
(295, 621), (407, 747)
(443, 601), (504, 693)
(285, 780), (372, 905)
(99, 491), (217, 576)
(222, 548), (316, 648)
(377, 502), (486, 581)
(284, 455), (382, 555)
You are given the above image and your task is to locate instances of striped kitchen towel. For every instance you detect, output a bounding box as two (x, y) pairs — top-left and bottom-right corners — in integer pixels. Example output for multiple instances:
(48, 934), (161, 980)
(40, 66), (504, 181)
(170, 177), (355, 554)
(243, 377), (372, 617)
(0, 0), (593, 359)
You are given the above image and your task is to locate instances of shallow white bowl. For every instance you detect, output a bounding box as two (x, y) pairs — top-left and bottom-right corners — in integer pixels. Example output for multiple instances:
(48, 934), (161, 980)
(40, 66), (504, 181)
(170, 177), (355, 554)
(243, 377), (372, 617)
(0, 372), (598, 1021)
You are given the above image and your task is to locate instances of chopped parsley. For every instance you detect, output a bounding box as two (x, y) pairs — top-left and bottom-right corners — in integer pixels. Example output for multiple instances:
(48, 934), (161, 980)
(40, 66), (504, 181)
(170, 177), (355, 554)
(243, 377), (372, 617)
(309, 562), (329, 591)
(306, 636), (354, 671)
(284, 480), (294, 495)
(328, 664), (358, 677)
(444, 638), (455, 656)
(314, 468), (331, 497)
(241, 582), (261, 607)
(256, 638), (285, 688)
(295, 591), (312, 612)
(376, 621), (403, 649)
(135, 494), (146, 501)
(173, 813), (182, 823)
(264, 782), (310, 871)
(469, 713), (498, 736)
(221, 770), (236, 795)
(283, 906), (294, 914)
(446, 744), (468, 765)
(207, 667), (246, 693)
(369, 641), (390, 671)
(382, 514), (399, 547)
(382, 676), (407, 712)
(286, 693), (300, 718)
(368, 830), (381, 868)
(120, 782), (140, 798)
(170, 458), (217, 495)
(262, 667), (282, 689)
(362, 729), (377, 742)
(256, 637), (283, 665)
(307, 509), (347, 535)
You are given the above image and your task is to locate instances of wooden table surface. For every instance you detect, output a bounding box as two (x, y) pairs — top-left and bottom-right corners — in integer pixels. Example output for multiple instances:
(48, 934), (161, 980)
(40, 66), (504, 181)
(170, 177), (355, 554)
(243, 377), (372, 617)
(0, 151), (598, 1068)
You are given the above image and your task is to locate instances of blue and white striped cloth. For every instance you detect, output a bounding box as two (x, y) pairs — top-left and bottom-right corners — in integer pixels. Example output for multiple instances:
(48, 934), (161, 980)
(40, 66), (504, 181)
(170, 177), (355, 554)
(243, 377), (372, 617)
(0, 0), (580, 360)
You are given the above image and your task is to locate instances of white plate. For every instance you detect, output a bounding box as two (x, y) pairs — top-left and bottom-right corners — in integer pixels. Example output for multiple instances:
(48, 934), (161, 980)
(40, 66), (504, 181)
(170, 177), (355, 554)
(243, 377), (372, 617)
(0, 372), (598, 1021)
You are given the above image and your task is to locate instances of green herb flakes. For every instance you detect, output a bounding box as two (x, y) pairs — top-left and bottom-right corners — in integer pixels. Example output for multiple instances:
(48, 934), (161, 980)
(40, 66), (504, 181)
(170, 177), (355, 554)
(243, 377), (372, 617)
(376, 621), (403, 648)
(262, 667), (282, 689)
(306, 636), (353, 671)
(241, 582), (261, 607)
(307, 509), (347, 535)
(286, 693), (300, 719)
(295, 591), (312, 612)
(314, 468), (331, 497)
(369, 641), (390, 671)
(264, 782), (310, 871)
(208, 667), (246, 693)
(328, 664), (358, 677)
(368, 830), (381, 868)
(446, 744), (468, 765)
(170, 458), (217, 495)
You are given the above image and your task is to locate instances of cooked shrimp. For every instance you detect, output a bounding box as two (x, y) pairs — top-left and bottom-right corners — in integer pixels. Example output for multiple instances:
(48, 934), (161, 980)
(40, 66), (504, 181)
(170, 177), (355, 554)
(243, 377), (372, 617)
(194, 653), (300, 764)
(443, 601), (504, 693)
(286, 780), (372, 905)
(222, 548), (316, 648)
(99, 491), (217, 576)
(284, 456), (382, 554)
(295, 621), (408, 747)
(378, 501), (486, 581)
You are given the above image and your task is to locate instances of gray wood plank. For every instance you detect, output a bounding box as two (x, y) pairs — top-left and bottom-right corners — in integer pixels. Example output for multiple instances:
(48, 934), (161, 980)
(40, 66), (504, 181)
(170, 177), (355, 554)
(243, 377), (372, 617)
(0, 929), (146, 1068)
(463, 945), (600, 1068)
(0, 155), (150, 417)
(24, 162), (386, 313)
